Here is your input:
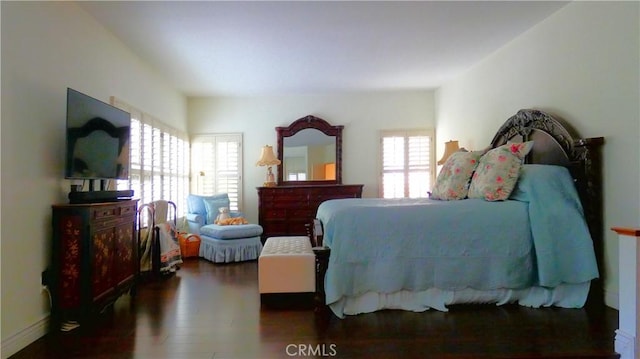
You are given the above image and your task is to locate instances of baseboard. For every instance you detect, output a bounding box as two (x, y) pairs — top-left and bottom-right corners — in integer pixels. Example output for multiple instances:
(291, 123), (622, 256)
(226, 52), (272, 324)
(615, 329), (636, 359)
(1, 315), (49, 359)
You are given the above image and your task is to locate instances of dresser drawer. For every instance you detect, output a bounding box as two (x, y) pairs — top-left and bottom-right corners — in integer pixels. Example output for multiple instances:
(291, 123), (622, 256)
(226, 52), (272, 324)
(261, 221), (289, 236)
(262, 208), (288, 219)
(271, 198), (309, 209)
(258, 193), (308, 207)
(290, 208), (315, 218)
(275, 191), (308, 202)
(92, 206), (118, 219)
(287, 220), (310, 236)
(257, 184), (363, 239)
(119, 204), (136, 216)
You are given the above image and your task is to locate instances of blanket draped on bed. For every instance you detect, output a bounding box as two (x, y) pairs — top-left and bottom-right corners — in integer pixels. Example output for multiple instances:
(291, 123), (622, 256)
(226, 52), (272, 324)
(316, 165), (599, 317)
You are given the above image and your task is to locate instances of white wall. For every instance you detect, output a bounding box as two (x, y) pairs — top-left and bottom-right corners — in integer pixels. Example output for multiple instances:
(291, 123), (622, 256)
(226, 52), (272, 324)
(188, 91), (435, 223)
(0, 2), (187, 357)
(435, 1), (640, 309)
(4, 1), (632, 356)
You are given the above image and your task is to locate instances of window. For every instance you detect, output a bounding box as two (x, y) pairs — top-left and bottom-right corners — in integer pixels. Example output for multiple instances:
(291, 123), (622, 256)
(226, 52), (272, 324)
(288, 172), (307, 181)
(111, 98), (190, 217)
(191, 134), (243, 211)
(380, 129), (435, 198)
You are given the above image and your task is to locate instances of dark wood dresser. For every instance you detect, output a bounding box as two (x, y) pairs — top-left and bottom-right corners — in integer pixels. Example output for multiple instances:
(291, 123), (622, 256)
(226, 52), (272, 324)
(50, 200), (138, 327)
(257, 184), (363, 240)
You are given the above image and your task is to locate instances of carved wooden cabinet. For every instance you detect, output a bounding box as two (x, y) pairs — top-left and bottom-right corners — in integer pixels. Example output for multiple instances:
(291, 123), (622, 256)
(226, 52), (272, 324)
(50, 200), (138, 326)
(257, 184), (363, 240)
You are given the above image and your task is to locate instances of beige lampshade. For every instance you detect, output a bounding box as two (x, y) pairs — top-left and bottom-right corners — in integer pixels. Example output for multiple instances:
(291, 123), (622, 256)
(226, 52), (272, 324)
(256, 145), (281, 166)
(437, 140), (460, 165)
(257, 145), (281, 187)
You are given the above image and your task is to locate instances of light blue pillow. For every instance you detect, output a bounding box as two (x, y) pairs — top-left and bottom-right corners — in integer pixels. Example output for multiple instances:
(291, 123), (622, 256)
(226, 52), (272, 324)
(187, 194), (229, 220)
(202, 196), (231, 224)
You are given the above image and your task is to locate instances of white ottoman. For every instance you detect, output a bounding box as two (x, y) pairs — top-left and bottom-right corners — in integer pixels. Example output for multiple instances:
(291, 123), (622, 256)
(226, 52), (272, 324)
(259, 236), (315, 295)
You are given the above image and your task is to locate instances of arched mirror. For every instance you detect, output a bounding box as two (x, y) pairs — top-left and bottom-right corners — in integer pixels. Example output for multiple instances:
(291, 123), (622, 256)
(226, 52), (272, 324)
(276, 115), (343, 185)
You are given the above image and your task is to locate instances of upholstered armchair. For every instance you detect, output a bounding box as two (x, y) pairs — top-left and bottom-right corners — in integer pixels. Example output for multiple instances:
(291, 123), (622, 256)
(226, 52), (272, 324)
(186, 193), (263, 263)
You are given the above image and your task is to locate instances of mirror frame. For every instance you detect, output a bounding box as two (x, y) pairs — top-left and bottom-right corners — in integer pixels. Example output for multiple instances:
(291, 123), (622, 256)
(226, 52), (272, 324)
(276, 115), (343, 186)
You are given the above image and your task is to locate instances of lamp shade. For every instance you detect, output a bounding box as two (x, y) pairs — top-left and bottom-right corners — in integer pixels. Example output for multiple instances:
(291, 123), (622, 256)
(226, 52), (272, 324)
(256, 145), (281, 166)
(437, 140), (460, 165)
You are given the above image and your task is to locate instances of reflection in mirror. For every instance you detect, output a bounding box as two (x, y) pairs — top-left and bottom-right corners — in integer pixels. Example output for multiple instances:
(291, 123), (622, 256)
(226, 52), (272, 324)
(276, 115), (343, 185)
(283, 129), (336, 181)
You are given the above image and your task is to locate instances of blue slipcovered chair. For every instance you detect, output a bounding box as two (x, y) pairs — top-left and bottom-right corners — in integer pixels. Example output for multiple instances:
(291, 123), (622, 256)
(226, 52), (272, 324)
(186, 194), (263, 263)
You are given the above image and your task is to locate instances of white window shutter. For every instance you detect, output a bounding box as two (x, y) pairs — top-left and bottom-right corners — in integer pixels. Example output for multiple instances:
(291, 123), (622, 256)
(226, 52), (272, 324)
(191, 134), (243, 211)
(382, 136), (406, 198)
(111, 98), (190, 217)
(380, 129), (434, 198)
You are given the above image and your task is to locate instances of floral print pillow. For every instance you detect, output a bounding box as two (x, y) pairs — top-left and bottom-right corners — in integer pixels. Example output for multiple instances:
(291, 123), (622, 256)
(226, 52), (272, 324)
(431, 150), (483, 200)
(468, 141), (534, 201)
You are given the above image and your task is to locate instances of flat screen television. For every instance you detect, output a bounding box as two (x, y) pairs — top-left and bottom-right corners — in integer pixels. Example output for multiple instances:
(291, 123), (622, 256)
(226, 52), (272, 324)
(65, 88), (131, 180)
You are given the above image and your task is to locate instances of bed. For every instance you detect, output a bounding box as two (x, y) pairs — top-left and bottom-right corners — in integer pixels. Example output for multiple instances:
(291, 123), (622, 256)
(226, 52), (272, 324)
(310, 109), (604, 318)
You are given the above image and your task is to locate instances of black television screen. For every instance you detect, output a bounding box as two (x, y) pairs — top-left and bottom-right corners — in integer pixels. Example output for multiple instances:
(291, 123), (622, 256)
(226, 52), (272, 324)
(65, 88), (131, 180)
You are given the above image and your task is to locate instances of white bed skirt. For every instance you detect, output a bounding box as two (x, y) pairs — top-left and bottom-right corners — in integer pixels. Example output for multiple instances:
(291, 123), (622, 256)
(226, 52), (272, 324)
(332, 282), (591, 318)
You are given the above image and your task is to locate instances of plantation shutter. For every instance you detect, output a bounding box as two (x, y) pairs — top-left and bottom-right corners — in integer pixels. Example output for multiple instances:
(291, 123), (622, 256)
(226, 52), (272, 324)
(191, 134), (243, 211)
(380, 129), (434, 198)
(111, 97), (190, 216)
(382, 136), (406, 198)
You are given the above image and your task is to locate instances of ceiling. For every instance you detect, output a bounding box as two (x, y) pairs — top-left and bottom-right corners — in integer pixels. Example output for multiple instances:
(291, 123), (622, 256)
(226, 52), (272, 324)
(78, 1), (568, 97)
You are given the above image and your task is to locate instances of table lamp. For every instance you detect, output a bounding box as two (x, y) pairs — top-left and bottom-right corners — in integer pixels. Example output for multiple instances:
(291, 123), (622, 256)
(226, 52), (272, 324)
(437, 140), (460, 165)
(256, 145), (281, 187)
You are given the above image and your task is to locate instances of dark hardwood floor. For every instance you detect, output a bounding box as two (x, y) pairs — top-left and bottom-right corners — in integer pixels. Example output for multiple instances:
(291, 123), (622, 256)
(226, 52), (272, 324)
(12, 259), (619, 359)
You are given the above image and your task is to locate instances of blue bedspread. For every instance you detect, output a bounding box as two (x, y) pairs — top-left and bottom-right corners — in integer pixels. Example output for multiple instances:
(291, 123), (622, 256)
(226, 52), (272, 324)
(316, 165), (599, 315)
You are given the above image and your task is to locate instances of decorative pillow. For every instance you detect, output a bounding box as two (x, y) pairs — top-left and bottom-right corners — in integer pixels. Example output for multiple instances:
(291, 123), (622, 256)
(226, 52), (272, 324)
(468, 141), (534, 201)
(202, 196), (231, 224)
(430, 150), (483, 200)
(187, 194), (230, 223)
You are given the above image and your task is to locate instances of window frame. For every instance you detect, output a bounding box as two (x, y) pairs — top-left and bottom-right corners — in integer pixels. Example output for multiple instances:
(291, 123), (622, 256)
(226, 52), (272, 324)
(190, 133), (243, 212)
(379, 129), (436, 198)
